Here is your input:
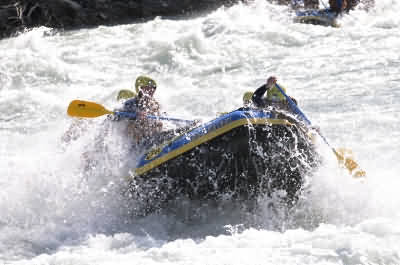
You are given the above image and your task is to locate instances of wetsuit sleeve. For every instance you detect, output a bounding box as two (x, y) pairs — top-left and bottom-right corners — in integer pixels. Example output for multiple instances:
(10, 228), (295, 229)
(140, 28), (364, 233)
(252, 84), (269, 107)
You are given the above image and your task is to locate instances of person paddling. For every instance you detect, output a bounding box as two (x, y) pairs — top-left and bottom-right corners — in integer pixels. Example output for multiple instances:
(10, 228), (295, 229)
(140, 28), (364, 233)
(251, 76), (297, 111)
(119, 76), (163, 144)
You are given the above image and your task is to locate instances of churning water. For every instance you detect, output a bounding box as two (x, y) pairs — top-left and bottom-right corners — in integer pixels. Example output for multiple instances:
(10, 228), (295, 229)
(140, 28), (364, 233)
(1, 0), (400, 264)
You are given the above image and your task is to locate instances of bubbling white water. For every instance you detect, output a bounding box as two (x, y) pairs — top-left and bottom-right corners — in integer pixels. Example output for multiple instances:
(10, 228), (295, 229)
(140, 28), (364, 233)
(1, 0), (400, 264)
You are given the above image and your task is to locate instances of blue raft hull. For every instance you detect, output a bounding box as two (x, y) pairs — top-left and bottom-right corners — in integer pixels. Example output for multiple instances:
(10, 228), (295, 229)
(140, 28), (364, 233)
(128, 108), (319, 214)
(294, 9), (338, 27)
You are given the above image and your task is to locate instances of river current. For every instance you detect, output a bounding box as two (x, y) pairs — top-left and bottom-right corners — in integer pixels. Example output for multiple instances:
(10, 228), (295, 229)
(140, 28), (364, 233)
(1, 0), (400, 264)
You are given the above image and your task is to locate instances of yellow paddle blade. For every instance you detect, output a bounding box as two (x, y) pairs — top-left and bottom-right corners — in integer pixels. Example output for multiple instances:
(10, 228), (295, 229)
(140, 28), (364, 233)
(334, 148), (366, 178)
(67, 100), (114, 118)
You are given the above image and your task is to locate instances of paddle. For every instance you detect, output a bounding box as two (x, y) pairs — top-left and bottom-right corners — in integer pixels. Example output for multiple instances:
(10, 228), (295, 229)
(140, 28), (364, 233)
(275, 83), (366, 178)
(67, 100), (195, 124)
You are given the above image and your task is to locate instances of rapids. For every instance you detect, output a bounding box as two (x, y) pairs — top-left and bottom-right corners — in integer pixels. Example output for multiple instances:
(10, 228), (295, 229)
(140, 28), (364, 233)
(1, 0), (400, 264)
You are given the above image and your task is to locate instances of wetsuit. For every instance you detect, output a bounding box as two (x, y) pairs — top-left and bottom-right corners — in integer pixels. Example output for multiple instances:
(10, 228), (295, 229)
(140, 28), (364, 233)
(251, 84), (297, 109)
(251, 84), (271, 108)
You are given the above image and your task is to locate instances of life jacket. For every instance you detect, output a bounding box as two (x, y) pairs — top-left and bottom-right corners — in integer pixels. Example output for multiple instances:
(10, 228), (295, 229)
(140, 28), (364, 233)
(267, 84), (286, 102)
(122, 97), (138, 113)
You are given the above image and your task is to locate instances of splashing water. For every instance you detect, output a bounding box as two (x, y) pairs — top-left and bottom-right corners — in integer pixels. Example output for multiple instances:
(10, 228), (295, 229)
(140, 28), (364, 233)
(1, 0), (400, 264)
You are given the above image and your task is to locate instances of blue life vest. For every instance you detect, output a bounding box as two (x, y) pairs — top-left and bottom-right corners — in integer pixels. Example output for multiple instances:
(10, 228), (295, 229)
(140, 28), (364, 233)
(123, 98), (138, 113)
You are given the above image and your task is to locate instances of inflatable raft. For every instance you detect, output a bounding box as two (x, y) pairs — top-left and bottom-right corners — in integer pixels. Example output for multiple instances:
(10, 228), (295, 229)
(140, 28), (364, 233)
(294, 9), (339, 27)
(127, 107), (319, 213)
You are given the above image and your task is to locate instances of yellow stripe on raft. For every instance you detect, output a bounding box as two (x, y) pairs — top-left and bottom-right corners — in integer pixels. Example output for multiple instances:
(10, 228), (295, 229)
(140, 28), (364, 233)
(134, 118), (293, 176)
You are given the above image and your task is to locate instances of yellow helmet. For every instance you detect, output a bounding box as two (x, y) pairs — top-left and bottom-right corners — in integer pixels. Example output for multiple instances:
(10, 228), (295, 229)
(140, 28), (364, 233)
(135, 76), (157, 93)
(117, 89), (136, 101)
(242, 91), (253, 104)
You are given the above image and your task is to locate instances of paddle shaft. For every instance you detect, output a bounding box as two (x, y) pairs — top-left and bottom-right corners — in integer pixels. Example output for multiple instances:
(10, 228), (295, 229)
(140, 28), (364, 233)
(115, 111), (137, 119)
(275, 83), (312, 125)
(68, 100), (194, 124)
(114, 112), (194, 124)
(147, 115), (194, 124)
(275, 83), (337, 151)
(275, 83), (365, 177)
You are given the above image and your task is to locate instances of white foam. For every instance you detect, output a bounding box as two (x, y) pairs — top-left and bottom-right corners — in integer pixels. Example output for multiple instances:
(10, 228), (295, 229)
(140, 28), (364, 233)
(1, 1), (400, 264)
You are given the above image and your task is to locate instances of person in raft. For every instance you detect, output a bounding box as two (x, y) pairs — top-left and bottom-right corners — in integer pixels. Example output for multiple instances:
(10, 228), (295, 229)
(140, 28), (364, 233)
(251, 76), (298, 111)
(118, 76), (163, 144)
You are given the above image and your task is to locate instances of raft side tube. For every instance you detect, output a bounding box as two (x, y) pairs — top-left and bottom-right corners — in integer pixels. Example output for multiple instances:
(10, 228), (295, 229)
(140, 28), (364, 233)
(134, 109), (294, 175)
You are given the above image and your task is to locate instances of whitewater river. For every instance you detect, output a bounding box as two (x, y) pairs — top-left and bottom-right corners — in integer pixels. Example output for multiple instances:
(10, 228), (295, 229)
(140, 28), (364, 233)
(1, 0), (400, 264)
